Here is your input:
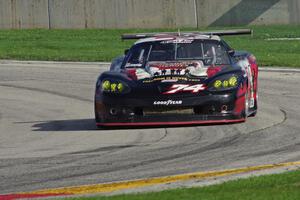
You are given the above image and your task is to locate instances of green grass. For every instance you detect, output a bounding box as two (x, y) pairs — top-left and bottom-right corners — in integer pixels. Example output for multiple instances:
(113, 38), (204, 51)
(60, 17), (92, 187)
(0, 25), (300, 66)
(223, 25), (300, 67)
(64, 170), (300, 200)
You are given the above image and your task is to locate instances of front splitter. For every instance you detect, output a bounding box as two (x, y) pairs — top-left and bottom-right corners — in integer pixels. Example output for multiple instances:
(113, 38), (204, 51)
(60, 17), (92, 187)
(96, 118), (245, 127)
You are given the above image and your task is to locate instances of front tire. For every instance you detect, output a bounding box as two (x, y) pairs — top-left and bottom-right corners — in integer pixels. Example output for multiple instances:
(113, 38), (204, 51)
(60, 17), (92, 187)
(243, 88), (250, 118)
(94, 101), (103, 129)
(249, 98), (257, 117)
(249, 110), (257, 117)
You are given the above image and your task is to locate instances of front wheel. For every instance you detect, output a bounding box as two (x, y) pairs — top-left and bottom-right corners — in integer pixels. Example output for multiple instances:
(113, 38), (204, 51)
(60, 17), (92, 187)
(249, 98), (258, 117)
(249, 110), (257, 117)
(243, 89), (250, 118)
(249, 90), (258, 117)
(94, 101), (103, 129)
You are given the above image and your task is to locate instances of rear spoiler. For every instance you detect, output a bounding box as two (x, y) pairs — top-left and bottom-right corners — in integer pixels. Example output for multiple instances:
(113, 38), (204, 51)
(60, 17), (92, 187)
(121, 29), (252, 40)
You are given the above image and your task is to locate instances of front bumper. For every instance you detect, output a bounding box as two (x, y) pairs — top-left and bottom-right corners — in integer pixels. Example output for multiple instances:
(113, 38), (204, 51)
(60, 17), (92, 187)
(95, 91), (245, 126)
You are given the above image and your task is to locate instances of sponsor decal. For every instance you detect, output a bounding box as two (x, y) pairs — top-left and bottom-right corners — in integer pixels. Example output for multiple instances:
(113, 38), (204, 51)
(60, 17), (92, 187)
(142, 76), (200, 83)
(147, 61), (200, 70)
(164, 84), (206, 94)
(161, 79), (178, 83)
(250, 97), (255, 108)
(125, 63), (143, 67)
(152, 36), (176, 41)
(153, 100), (183, 105)
(135, 68), (151, 79)
(145, 61), (206, 79)
(126, 68), (151, 80)
(161, 39), (194, 44)
(143, 76), (187, 83)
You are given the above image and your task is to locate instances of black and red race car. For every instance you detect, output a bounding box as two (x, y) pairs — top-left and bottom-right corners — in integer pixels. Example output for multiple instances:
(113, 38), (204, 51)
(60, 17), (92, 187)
(94, 29), (258, 127)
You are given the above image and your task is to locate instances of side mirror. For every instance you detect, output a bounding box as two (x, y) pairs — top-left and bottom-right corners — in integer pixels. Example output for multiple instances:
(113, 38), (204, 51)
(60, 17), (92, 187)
(228, 49), (235, 56)
(124, 49), (129, 55)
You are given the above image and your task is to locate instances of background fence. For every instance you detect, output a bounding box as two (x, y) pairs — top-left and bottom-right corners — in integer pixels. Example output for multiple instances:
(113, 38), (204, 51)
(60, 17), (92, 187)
(0, 0), (299, 29)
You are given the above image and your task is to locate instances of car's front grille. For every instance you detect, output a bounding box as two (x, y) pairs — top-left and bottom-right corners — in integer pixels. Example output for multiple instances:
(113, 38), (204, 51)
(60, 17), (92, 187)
(143, 107), (194, 115)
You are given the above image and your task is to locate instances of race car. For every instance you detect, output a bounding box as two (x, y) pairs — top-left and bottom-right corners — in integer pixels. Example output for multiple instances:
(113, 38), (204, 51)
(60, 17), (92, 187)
(94, 29), (258, 127)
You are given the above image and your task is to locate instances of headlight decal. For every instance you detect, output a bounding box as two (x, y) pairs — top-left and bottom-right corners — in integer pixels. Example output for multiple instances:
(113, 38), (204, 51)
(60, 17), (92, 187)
(210, 75), (240, 91)
(228, 76), (238, 87)
(223, 80), (229, 88)
(213, 80), (222, 89)
(102, 80), (111, 91)
(101, 80), (129, 94)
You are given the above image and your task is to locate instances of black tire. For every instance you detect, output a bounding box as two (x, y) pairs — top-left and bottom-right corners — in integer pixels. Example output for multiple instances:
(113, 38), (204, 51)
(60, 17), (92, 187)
(249, 110), (257, 117)
(96, 124), (103, 129)
(94, 101), (103, 129)
(243, 88), (249, 118)
(249, 99), (257, 117)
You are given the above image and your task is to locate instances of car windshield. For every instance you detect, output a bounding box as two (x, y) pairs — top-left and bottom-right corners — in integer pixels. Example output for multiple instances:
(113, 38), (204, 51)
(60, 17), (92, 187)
(125, 39), (230, 67)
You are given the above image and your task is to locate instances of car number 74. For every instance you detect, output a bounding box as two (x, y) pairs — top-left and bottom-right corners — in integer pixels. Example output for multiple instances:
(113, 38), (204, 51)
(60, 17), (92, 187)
(164, 84), (206, 94)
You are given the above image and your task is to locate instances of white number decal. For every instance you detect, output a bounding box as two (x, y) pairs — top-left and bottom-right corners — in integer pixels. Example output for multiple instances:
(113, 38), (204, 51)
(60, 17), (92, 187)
(183, 84), (206, 93)
(164, 84), (206, 94)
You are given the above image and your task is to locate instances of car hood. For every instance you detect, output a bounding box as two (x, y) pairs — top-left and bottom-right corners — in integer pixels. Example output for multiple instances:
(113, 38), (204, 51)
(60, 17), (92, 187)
(125, 61), (235, 82)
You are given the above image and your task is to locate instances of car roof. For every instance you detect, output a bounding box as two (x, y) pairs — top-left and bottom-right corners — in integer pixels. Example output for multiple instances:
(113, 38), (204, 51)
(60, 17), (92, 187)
(134, 34), (221, 45)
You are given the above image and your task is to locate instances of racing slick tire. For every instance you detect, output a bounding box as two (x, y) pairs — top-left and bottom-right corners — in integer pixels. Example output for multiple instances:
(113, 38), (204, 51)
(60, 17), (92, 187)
(94, 102), (103, 129)
(242, 87), (250, 119)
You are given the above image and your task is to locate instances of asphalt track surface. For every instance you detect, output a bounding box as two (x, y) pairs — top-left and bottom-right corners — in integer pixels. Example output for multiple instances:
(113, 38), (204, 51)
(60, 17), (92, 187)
(0, 62), (300, 194)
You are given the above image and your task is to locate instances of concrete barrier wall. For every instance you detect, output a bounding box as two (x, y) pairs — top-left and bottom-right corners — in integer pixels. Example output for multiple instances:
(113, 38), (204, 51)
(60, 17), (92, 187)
(48, 0), (197, 28)
(196, 0), (291, 27)
(0, 0), (49, 29)
(0, 0), (300, 29)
